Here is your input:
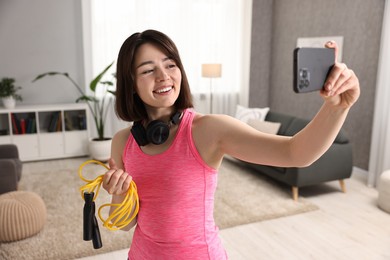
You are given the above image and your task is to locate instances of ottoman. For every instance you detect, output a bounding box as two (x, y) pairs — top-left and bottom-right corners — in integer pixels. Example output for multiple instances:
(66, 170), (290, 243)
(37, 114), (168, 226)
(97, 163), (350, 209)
(378, 170), (390, 213)
(0, 191), (47, 242)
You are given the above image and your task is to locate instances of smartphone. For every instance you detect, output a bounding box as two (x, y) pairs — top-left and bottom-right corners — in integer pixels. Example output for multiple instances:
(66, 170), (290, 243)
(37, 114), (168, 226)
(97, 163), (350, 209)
(293, 47), (335, 93)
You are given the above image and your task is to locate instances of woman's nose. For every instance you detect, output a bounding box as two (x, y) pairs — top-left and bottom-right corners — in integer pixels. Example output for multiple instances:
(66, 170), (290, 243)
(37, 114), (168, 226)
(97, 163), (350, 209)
(156, 67), (169, 81)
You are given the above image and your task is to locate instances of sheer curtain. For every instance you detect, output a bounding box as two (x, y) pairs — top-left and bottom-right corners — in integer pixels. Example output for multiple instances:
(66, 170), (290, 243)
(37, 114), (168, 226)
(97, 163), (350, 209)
(83, 0), (252, 136)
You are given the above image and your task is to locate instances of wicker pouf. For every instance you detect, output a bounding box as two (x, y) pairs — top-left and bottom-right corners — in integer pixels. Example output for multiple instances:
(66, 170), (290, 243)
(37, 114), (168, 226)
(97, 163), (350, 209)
(378, 170), (390, 213)
(0, 191), (46, 242)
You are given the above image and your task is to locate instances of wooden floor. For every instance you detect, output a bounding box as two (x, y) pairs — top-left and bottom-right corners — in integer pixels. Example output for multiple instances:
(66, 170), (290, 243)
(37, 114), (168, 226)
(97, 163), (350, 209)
(77, 167), (390, 260)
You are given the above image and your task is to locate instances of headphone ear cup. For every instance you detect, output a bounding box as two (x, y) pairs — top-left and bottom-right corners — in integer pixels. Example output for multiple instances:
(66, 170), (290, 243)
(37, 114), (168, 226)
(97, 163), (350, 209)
(146, 120), (170, 145)
(131, 122), (149, 146)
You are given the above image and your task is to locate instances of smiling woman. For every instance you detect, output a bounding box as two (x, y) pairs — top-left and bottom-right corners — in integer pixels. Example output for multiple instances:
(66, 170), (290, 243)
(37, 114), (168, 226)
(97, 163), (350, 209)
(82, 0), (252, 118)
(97, 27), (360, 260)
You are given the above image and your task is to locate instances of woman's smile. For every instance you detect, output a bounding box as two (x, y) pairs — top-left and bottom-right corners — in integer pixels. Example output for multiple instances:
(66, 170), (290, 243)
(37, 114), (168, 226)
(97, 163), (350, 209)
(154, 86), (173, 94)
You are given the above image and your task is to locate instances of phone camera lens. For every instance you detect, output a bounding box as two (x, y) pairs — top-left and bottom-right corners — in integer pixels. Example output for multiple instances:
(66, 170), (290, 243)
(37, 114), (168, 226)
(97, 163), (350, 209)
(304, 79), (310, 87)
(300, 68), (308, 78)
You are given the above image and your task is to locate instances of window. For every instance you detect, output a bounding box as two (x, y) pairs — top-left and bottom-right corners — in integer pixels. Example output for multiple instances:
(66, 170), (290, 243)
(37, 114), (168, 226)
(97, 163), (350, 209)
(84, 0), (251, 114)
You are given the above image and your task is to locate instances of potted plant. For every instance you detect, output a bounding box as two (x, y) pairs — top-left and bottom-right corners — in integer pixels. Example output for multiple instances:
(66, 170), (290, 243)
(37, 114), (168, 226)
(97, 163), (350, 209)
(33, 62), (115, 161)
(0, 78), (23, 109)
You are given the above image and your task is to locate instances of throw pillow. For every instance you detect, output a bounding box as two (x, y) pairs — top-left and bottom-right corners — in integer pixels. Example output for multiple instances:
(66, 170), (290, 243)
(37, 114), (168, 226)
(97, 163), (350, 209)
(247, 119), (281, 135)
(235, 105), (270, 123)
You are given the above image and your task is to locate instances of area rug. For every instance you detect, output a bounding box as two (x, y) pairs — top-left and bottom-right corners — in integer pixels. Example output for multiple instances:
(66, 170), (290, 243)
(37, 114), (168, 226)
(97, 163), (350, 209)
(0, 158), (318, 260)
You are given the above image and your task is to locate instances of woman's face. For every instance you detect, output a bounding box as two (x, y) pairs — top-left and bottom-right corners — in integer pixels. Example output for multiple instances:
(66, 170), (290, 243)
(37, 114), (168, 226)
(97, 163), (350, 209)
(134, 43), (182, 110)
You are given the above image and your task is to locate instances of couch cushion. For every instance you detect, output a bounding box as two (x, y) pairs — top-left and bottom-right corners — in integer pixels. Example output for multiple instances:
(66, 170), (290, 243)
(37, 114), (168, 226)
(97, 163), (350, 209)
(235, 105), (270, 124)
(334, 128), (349, 144)
(247, 119), (281, 135)
(265, 111), (295, 135)
(284, 117), (309, 136)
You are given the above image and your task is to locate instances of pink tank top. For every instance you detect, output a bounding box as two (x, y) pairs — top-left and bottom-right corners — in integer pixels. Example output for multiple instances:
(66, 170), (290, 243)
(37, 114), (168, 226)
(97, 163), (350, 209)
(123, 109), (227, 259)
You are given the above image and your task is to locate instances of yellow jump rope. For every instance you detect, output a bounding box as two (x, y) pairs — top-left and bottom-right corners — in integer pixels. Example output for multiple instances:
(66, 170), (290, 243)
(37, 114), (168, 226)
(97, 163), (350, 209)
(78, 159), (139, 231)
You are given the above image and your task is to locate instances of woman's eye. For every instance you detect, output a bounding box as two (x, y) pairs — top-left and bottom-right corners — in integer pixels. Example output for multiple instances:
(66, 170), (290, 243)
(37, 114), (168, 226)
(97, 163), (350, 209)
(142, 69), (153, 75)
(167, 64), (176, 69)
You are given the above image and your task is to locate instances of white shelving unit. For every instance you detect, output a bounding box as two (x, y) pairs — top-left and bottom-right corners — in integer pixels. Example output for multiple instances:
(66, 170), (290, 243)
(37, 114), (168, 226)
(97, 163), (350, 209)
(0, 103), (89, 161)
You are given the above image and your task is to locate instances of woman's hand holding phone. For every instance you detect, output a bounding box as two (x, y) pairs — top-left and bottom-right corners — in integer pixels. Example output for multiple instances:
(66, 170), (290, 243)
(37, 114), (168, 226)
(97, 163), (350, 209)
(321, 41), (360, 109)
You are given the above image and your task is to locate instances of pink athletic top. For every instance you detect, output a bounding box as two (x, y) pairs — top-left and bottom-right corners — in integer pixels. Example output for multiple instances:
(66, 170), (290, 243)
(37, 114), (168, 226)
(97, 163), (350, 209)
(123, 109), (227, 259)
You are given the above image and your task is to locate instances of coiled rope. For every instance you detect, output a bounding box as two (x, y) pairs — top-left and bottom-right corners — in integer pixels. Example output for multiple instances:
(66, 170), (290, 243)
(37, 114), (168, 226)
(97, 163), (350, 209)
(79, 159), (139, 230)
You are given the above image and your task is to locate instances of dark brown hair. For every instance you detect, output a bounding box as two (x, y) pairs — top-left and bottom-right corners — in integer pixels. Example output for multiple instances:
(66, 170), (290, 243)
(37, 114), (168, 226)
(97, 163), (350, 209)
(115, 30), (193, 122)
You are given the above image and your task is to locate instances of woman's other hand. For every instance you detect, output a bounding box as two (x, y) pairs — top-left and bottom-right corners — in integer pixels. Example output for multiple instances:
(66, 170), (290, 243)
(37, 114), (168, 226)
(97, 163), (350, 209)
(102, 158), (132, 195)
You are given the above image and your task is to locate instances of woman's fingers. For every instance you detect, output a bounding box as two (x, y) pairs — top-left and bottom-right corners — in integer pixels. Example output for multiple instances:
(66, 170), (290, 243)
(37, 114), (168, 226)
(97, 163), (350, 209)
(103, 168), (132, 195)
(325, 40), (339, 63)
(324, 63), (353, 95)
(121, 175), (133, 192)
(108, 157), (118, 170)
(332, 69), (355, 95)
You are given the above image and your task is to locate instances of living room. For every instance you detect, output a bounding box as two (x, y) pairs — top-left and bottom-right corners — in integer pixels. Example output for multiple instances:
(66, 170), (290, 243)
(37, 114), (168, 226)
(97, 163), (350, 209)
(1, 0), (390, 259)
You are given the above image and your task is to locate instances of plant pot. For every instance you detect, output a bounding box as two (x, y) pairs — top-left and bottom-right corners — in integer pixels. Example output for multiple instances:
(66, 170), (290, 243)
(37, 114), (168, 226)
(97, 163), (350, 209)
(88, 138), (112, 162)
(2, 96), (16, 109)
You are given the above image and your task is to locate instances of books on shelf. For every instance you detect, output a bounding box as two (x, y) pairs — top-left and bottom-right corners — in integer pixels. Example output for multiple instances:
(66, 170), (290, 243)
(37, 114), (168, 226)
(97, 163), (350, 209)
(11, 113), (19, 134)
(8, 110), (86, 135)
(65, 112), (86, 131)
(11, 113), (37, 135)
(48, 111), (62, 132)
(26, 117), (36, 134)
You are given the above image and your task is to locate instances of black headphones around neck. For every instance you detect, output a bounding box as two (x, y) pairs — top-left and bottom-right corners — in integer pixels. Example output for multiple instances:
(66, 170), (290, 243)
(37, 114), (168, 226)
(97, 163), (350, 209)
(131, 111), (182, 146)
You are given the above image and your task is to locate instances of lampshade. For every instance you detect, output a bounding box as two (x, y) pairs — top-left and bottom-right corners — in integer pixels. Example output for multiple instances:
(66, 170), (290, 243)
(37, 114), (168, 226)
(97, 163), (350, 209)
(202, 64), (222, 78)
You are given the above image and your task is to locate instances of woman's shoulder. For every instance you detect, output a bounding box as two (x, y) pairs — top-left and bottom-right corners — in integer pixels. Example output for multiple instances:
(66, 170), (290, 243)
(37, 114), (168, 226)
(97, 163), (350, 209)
(114, 126), (131, 138)
(192, 112), (237, 128)
(191, 112), (241, 167)
(191, 112), (242, 140)
(112, 126), (132, 148)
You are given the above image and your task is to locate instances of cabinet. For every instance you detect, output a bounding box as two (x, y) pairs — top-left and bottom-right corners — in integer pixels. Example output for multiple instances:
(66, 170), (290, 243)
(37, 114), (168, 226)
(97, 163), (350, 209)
(0, 103), (89, 161)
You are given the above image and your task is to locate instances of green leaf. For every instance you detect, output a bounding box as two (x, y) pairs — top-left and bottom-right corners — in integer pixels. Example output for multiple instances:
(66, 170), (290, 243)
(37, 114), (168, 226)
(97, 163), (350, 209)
(32, 72), (68, 82)
(75, 95), (98, 103)
(90, 61), (114, 92)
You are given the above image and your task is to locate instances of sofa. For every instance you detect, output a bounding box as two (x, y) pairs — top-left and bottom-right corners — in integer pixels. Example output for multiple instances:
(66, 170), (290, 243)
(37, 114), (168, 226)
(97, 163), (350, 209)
(0, 144), (23, 194)
(241, 110), (353, 201)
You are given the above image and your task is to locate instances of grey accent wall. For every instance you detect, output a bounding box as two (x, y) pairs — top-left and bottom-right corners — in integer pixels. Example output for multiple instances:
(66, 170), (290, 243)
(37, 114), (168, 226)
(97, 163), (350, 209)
(249, 1), (274, 107)
(0, 0), (84, 105)
(250, 0), (385, 170)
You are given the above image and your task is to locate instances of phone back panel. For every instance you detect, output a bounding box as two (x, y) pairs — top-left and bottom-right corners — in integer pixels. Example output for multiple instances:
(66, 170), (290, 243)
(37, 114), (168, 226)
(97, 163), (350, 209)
(293, 48), (334, 93)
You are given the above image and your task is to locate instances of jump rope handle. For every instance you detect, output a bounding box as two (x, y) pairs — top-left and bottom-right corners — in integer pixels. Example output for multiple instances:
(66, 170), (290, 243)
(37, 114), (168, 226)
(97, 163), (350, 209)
(92, 212), (102, 249)
(83, 192), (102, 249)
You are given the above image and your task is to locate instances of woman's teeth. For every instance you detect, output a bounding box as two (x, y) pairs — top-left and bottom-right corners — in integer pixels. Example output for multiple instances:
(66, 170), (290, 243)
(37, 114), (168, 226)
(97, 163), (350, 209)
(154, 86), (172, 93)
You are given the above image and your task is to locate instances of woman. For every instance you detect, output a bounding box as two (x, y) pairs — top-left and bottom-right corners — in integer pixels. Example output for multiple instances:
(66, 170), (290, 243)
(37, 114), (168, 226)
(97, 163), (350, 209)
(102, 30), (360, 259)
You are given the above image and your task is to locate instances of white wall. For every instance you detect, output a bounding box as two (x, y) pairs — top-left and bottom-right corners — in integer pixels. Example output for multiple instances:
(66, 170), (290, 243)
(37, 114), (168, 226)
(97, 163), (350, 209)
(0, 0), (85, 105)
(368, 0), (390, 187)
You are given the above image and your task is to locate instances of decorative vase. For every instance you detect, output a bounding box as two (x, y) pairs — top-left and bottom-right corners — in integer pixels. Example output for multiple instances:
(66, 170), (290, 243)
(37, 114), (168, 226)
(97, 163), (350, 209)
(88, 138), (112, 162)
(2, 96), (16, 109)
